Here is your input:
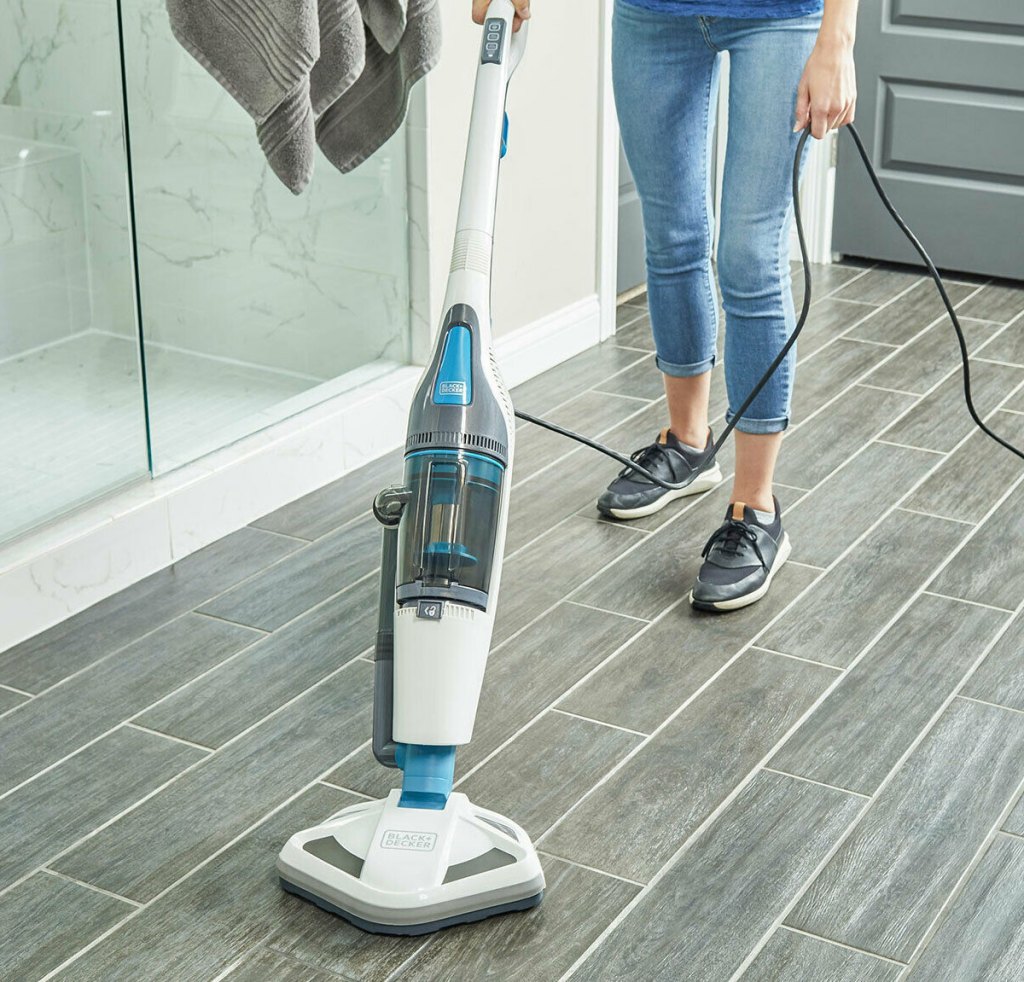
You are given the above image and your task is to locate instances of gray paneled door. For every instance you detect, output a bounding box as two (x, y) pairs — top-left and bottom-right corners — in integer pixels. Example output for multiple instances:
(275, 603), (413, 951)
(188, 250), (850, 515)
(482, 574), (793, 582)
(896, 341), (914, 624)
(833, 0), (1024, 280)
(618, 143), (647, 293)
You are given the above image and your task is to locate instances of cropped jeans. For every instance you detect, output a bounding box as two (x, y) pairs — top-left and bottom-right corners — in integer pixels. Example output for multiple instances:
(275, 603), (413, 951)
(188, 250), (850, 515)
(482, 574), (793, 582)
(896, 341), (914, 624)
(612, 1), (821, 433)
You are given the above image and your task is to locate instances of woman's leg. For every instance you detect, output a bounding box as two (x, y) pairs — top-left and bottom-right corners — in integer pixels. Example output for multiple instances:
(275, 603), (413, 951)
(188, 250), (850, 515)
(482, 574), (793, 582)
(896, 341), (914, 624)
(714, 14), (821, 510)
(612, 1), (720, 440)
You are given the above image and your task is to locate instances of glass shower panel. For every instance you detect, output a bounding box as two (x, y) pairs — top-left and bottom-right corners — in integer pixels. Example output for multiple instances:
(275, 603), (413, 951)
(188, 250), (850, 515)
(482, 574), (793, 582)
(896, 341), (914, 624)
(0, 0), (149, 543)
(120, 0), (412, 473)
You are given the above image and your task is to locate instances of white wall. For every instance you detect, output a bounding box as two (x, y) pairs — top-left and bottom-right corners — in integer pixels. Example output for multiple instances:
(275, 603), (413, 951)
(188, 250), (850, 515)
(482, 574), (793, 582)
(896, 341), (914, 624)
(423, 5), (602, 338)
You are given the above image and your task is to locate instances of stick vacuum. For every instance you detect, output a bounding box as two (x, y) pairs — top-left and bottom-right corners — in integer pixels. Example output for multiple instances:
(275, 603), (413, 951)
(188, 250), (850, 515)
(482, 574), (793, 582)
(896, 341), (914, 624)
(277, 1), (544, 935)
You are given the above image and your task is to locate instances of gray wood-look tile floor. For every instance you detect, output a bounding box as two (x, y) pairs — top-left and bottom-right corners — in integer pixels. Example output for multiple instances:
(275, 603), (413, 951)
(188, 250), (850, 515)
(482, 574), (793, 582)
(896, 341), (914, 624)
(4, 261), (1024, 981)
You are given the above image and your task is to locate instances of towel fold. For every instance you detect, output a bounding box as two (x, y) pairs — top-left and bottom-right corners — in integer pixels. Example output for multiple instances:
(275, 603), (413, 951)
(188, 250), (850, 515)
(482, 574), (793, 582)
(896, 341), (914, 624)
(166, 0), (440, 193)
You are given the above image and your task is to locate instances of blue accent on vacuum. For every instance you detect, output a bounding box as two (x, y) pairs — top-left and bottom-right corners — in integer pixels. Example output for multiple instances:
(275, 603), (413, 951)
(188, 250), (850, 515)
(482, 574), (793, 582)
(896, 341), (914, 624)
(433, 325), (473, 406)
(397, 744), (457, 810)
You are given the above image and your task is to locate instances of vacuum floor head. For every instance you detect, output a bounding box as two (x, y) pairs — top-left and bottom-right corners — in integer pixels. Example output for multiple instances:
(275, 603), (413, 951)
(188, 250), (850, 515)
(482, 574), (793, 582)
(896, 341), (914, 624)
(277, 790), (544, 935)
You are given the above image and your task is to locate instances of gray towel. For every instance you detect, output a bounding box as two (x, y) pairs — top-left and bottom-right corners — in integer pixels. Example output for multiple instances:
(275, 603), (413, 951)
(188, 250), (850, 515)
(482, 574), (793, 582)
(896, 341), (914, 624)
(166, 0), (441, 193)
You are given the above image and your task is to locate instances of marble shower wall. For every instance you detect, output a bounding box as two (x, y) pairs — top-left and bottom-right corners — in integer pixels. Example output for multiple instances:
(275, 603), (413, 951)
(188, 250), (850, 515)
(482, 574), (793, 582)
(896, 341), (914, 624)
(121, 0), (412, 382)
(0, 0), (136, 356)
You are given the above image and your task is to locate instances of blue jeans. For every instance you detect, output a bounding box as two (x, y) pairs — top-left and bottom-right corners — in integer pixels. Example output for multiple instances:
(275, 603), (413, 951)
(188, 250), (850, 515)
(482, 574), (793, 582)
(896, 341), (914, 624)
(613, 1), (820, 434)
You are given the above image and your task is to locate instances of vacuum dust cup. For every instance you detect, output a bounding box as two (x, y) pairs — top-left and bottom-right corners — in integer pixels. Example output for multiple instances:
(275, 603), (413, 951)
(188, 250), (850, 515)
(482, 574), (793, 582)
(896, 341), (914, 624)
(277, 0), (544, 935)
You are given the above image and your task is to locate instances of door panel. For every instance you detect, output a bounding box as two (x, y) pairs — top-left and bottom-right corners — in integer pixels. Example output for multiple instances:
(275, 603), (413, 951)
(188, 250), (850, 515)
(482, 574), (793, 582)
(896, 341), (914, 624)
(833, 0), (1024, 279)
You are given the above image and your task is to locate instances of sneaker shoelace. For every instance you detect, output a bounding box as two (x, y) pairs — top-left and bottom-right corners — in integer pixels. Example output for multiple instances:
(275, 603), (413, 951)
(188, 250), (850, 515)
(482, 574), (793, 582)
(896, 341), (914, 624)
(619, 440), (692, 482)
(702, 520), (768, 570)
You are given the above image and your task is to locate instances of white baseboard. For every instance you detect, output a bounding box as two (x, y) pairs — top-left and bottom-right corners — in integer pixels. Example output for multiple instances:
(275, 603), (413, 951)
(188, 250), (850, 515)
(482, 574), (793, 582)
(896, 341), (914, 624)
(0, 295), (604, 654)
(495, 294), (602, 388)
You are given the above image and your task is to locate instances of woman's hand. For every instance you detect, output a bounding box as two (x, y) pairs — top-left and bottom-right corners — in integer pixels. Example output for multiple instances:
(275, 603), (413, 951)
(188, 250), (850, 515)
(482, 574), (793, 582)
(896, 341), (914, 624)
(793, 36), (857, 139)
(472, 0), (531, 32)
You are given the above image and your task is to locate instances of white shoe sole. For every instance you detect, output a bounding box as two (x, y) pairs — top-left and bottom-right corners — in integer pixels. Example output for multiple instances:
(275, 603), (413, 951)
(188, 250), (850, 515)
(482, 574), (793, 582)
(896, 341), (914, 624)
(604, 462), (724, 520)
(689, 532), (792, 612)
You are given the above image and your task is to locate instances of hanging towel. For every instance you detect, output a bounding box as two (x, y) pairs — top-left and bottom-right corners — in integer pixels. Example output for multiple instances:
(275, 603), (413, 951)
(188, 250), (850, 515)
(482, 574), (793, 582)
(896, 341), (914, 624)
(166, 0), (441, 193)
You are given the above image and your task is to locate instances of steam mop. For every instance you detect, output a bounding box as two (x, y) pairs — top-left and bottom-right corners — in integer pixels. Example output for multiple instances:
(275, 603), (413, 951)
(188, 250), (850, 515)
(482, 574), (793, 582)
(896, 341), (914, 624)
(276, 1), (544, 935)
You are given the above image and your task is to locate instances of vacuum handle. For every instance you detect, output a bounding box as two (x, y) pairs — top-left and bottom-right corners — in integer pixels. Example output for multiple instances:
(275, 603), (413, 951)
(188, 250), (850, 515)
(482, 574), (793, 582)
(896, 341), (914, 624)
(485, 0), (528, 74)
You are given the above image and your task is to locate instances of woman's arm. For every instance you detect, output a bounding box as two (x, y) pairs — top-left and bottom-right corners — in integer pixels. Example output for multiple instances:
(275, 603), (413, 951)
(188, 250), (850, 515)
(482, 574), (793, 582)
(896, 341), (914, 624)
(794, 0), (859, 139)
(472, 0), (531, 32)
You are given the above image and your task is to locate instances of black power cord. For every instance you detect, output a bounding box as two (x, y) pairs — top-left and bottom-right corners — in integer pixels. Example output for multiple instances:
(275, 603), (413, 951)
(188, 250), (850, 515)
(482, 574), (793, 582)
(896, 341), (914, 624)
(514, 123), (1024, 488)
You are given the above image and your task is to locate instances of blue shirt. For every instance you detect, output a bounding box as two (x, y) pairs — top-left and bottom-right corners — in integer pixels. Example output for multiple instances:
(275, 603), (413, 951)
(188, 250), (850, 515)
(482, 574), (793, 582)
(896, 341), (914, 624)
(621, 0), (823, 18)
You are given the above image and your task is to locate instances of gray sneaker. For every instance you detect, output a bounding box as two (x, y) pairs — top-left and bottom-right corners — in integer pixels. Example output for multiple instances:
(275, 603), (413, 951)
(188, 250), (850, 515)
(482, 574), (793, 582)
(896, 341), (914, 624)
(596, 428), (723, 520)
(690, 498), (791, 611)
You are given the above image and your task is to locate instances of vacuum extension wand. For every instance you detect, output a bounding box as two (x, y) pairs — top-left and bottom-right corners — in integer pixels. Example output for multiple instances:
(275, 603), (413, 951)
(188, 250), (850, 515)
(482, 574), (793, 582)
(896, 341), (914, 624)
(516, 124), (1024, 486)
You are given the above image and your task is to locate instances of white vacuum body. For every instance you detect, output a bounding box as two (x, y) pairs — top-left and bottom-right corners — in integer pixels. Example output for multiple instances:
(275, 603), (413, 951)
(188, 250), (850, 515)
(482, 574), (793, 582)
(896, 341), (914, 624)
(277, 1), (544, 935)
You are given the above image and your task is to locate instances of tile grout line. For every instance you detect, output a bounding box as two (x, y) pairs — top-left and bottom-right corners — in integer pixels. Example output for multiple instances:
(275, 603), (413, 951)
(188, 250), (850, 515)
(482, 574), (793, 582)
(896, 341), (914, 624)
(123, 721), (216, 754)
(191, 609), (273, 633)
(777, 924), (908, 967)
(551, 707), (649, 738)
(590, 388), (658, 404)
(872, 437), (947, 456)
(761, 766), (871, 800)
(318, 776), (377, 800)
(845, 337), (900, 350)
(922, 590), (1015, 614)
(0, 681), (33, 698)
(897, 506), (977, 527)
(40, 866), (143, 909)
(560, 398), (1024, 979)
(536, 849), (646, 889)
(750, 645), (843, 673)
(564, 599), (651, 624)
(955, 694), (1024, 719)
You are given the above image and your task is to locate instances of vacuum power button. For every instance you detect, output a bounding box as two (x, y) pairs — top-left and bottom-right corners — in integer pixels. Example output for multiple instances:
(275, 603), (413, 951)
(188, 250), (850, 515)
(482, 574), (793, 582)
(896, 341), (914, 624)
(481, 19), (506, 64)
